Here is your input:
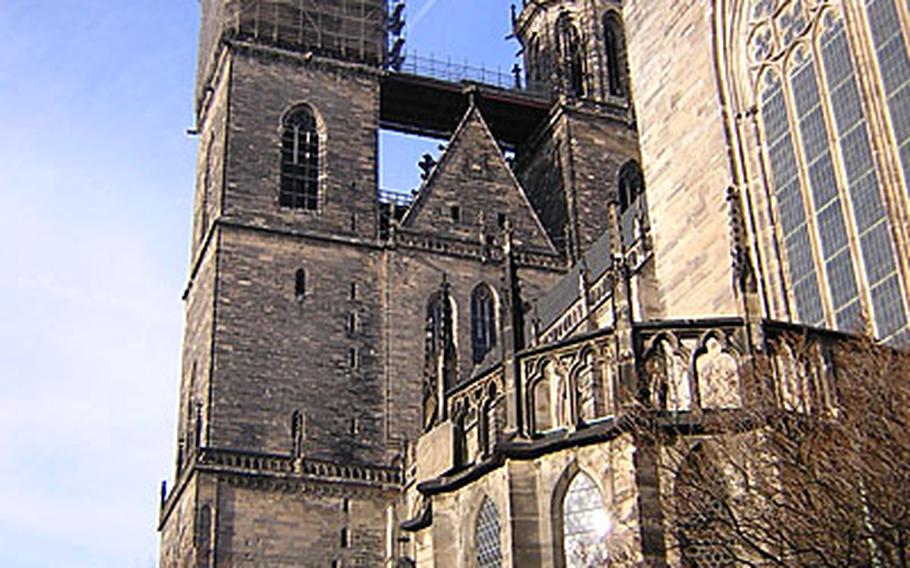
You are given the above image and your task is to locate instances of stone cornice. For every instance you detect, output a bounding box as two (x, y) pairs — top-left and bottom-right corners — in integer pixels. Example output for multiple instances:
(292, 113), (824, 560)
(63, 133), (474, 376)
(158, 447), (401, 528)
(393, 228), (565, 272)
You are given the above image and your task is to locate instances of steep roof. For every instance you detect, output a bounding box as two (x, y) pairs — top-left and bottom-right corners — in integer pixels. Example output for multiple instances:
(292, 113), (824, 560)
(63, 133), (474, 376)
(402, 104), (556, 254)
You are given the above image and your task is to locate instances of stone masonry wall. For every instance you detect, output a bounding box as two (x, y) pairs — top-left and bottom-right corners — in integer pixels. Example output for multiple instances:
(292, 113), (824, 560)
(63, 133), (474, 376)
(225, 48), (380, 240)
(623, 0), (740, 319)
(211, 226), (386, 463)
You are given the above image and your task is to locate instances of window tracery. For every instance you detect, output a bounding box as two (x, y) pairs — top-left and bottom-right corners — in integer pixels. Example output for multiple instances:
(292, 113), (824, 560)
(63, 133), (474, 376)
(475, 497), (503, 568)
(562, 471), (611, 567)
(747, 1), (908, 339)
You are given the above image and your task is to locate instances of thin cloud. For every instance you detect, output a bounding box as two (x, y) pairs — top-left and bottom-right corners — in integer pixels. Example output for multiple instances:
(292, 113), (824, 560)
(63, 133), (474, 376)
(410, 0), (440, 29)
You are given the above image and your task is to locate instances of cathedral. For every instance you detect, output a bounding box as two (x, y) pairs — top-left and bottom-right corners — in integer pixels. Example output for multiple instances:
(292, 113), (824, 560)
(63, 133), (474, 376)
(158, 0), (910, 566)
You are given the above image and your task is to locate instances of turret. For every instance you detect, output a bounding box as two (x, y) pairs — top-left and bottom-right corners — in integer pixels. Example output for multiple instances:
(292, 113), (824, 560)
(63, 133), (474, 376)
(513, 0), (629, 103)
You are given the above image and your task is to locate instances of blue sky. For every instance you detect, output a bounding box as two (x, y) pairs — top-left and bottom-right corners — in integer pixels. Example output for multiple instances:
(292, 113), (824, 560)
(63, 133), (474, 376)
(0, 1), (517, 566)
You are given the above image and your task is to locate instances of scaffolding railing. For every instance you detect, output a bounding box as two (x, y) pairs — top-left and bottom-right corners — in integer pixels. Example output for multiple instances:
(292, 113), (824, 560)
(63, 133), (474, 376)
(378, 188), (415, 207)
(389, 50), (550, 99)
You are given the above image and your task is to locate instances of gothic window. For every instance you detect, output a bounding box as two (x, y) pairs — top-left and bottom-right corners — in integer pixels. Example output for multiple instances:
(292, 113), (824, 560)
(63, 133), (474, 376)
(618, 160), (644, 213)
(471, 284), (497, 364)
(674, 446), (735, 567)
(603, 12), (627, 98)
(561, 472), (611, 567)
(749, 5), (908, 340)
(865, 0), (910, 201)
(279, 105), (320, 210)
(556, 14), (586, 98)
(861, 0), (910, 339)
(295, 268), (306, 301)
(618, 160), (647, 247)
(475, 497), (503, 568)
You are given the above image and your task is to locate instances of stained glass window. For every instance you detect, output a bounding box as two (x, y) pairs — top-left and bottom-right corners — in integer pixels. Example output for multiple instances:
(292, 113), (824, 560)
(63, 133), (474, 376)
(563, 472), (611, 567)
(475, 498), (503, 568)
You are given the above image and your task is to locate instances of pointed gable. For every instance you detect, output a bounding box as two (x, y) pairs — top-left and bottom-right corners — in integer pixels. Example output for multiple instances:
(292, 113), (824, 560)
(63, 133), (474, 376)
(402, 105), (556, 253)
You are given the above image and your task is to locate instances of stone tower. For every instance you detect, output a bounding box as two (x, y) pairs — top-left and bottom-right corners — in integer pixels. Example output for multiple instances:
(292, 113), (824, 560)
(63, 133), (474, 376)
(511, 0), (642, 264)
(159, 1), (400, 566)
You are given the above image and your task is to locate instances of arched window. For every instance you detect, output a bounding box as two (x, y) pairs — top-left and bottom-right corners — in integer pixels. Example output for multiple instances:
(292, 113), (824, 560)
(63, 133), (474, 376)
(747, 6), (908, 340)
(674, 446), (734, 567)
(603, 12), (626, 98)
(556, 14), (585, 98)
(279, 105), (320, 210)
(559, 471), (611, 567)
(471, 284), (497, 364)
(617, 161), (644, 213)
(475, 497), (503, 568)
(295, 268), (306, 301)
(618, 161), (647, 247)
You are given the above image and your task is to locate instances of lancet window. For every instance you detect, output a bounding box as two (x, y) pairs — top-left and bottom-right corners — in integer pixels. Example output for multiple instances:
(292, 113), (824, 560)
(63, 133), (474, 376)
(556, 14), (585, 97)
(279, 105), (320, 211)
(603, 12), (627, 98)
(561, 471), (611, 567)
(618, 160), (647, 247)
(475, 497), (503, 568)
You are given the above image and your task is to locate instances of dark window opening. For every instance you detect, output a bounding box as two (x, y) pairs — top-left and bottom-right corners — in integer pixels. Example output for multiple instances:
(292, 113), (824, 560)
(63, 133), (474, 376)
(450, 205), (462, 223)
(295, 268), (306, 301)
(340, 528), (350, 548)
(279, 105), (319, 210)
(618, 161), (647, 248)
(347, 313), (358, 336)
(349, 348), (359, 370)
(603, 13), (627, 98)
(618, 161), (645, 214)
(471, 284), (497, 364)
(556, 14), (586, 98)
(497, 213), (507, 229)
(350, 282), (358, 301)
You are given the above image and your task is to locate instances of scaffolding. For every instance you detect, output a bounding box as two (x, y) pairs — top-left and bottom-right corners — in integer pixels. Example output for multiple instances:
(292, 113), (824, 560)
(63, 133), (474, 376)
(223, 0), (388, 65)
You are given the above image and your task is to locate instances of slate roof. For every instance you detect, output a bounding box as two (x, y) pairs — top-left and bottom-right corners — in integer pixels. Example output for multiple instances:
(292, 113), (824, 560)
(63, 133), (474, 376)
(530, 229), (613, 334)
